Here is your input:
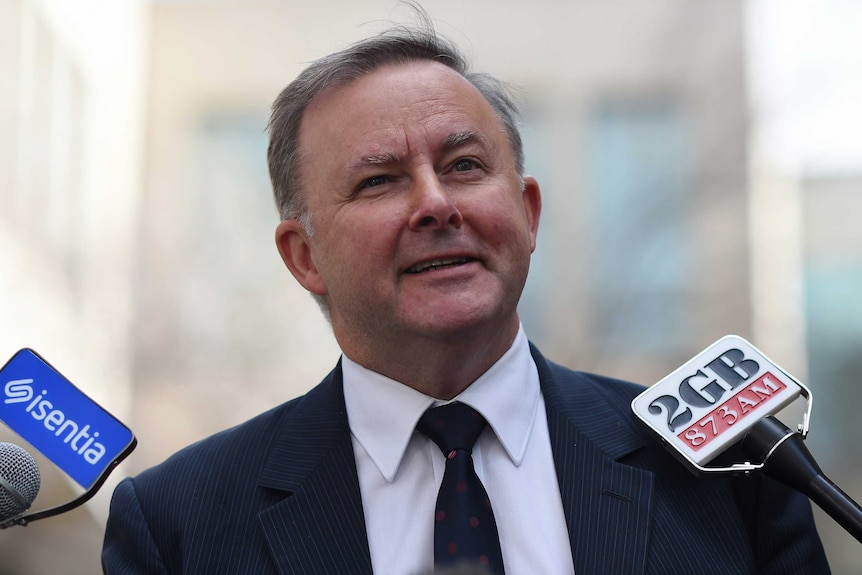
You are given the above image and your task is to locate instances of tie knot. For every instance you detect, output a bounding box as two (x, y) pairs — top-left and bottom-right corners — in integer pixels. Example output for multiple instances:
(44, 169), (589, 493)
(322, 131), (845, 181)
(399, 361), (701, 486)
(417, 402), (488, 455)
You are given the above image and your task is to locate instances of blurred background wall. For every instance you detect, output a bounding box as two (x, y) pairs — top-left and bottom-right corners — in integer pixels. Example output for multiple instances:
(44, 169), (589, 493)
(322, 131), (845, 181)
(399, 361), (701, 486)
(0, 0), (859, 573)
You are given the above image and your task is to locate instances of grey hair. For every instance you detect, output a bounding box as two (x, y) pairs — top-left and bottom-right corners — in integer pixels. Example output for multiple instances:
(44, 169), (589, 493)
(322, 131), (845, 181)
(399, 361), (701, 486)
(266, 18), (525, 225)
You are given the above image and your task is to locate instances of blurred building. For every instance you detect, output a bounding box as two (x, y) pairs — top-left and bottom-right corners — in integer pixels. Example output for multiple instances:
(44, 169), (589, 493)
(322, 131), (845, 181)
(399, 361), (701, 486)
(0, 0), (147, 572)
(0, 0), (859, 573)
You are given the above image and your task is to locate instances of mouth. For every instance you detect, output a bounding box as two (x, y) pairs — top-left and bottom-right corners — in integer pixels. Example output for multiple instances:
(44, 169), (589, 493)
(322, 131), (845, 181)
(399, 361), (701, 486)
(404, 257), (474, 274)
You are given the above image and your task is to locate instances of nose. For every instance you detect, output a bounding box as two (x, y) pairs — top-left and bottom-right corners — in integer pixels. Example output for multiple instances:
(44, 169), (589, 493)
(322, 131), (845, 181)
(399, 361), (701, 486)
(407, 171), (463, 231)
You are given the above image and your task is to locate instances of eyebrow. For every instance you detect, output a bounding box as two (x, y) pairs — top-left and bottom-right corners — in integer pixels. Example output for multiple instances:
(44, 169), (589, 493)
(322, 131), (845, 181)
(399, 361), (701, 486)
(346, 152), (401, 178)
(442, 130), (485, 150)
(363, 152), (401, 165)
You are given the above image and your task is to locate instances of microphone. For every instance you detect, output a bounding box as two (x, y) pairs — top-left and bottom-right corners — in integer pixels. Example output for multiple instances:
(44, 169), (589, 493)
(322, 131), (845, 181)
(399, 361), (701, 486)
(0, 348), (136, 528)
(741, 416), (862, 542)
(632, 335), (862, 543)
(0, 442), (41, 521)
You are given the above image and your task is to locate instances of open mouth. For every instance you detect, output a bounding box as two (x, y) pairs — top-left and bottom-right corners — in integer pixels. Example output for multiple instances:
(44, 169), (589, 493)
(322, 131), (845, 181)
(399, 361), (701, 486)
(405, 257), (472, 274)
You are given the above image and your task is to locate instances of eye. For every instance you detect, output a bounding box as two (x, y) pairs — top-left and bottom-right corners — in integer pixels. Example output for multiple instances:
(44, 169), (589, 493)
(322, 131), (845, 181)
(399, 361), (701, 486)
(358, 174), (390, 190)
(452, 158), (479, 172)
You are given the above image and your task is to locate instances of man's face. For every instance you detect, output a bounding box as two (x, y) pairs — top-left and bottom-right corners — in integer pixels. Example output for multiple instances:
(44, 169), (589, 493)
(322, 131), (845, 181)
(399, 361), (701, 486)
(276, 60), (541, 361)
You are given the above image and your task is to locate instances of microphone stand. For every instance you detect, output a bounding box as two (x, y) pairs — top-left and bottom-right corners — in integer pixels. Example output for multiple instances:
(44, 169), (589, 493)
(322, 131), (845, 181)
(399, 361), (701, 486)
(742, 416), (862, 544)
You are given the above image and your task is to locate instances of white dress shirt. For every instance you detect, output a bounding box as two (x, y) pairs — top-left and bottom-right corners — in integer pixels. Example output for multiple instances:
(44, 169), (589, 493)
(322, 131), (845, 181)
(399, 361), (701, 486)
(342, 326), (575, 575)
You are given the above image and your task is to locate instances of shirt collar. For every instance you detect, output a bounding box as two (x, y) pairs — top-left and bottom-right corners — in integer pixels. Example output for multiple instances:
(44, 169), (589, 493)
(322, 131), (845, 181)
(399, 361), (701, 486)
(342, 326), (540, 482)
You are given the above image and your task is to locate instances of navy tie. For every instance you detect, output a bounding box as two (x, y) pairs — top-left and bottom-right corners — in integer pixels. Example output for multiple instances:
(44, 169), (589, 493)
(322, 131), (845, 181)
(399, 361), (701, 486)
(417, 402), (505, 575)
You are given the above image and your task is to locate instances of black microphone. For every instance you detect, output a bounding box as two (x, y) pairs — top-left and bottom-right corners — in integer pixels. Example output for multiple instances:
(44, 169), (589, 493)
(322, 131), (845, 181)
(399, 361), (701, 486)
(632, 335), (862, 543)
(0, 442), (41, 522)
(741, 416), (862, 543)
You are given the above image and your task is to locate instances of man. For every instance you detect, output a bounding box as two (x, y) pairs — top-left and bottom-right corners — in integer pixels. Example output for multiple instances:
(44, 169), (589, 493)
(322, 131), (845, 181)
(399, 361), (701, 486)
(102, 20), (830, 575)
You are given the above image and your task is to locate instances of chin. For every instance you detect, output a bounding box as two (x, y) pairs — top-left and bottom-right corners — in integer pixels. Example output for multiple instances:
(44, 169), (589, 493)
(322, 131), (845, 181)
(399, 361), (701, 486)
(406, 306), (513, 338)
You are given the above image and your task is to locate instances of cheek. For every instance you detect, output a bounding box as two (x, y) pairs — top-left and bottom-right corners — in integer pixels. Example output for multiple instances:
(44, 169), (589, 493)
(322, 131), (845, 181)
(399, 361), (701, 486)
(469, 198), (532, 249)
(325, 211), (402, 268)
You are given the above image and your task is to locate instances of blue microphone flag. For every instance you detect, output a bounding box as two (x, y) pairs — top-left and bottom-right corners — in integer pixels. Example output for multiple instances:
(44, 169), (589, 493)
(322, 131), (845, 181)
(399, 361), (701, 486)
(0, 349), (135, 490)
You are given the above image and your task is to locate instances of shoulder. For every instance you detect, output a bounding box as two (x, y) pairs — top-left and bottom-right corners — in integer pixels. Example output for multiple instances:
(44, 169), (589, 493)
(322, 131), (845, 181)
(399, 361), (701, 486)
(547, 358), (646, 402)
(128, 363), (344, 500)
(103, 366), (350, 572)
(102, 398), (304, 570)
(530, 345), (648, 432)
(530, 343), (646, 398)
(130, 395), (301, 496)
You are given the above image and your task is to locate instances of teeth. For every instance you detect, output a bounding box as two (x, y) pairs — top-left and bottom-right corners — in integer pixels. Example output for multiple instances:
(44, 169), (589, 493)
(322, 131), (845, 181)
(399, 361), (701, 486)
(407, 258), (469, 273)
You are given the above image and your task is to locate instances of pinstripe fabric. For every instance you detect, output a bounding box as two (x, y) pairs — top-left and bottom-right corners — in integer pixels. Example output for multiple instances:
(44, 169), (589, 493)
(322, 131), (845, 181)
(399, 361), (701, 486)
(255, 371), (372, 574)
(103, 348), (830, 574)
(103, 363), (372, 575)
(536, 348), (652, 574)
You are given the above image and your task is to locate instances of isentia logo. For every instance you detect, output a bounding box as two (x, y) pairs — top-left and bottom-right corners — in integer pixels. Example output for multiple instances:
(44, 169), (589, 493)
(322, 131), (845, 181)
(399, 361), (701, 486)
(4, 379), (106, 464)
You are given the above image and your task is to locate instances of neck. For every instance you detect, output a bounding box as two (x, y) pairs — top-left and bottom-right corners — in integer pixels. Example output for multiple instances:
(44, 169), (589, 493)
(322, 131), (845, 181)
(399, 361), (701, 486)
(338, 321), (521, 400)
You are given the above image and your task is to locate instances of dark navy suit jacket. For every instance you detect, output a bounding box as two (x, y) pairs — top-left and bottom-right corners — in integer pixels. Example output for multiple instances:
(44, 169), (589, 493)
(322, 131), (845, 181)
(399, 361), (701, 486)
(102, 346), (830, 574)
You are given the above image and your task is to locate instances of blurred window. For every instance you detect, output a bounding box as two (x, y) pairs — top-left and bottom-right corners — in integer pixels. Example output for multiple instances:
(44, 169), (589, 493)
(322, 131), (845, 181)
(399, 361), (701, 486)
(518, 114), (553, 341)
(587, 97), (691, 351)
(803, 179), (862, 461)
(3, 5), (85, 292)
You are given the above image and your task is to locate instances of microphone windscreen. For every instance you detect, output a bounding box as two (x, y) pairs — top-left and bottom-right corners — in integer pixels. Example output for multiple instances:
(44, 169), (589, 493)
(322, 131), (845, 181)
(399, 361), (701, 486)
(0, 442), (41, 521)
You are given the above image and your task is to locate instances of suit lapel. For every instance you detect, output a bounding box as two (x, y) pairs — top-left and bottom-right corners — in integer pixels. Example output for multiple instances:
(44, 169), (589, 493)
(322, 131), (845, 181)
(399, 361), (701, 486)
(532, 346), (654, 575)
(256, 363), (373, 575)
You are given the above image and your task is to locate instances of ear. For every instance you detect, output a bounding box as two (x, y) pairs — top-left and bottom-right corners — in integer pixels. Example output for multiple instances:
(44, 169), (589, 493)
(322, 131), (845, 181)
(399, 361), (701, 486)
(275, 220), (328, 296)
(521, 175), (542, 252)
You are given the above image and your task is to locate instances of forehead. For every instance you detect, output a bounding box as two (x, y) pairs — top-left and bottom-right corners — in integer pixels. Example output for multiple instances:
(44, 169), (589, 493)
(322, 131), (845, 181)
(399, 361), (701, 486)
(298, 60), (508, 160)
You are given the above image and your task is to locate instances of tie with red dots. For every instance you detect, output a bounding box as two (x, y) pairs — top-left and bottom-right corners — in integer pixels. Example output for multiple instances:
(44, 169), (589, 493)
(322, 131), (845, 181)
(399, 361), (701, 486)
(417, 402), (505, 575)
